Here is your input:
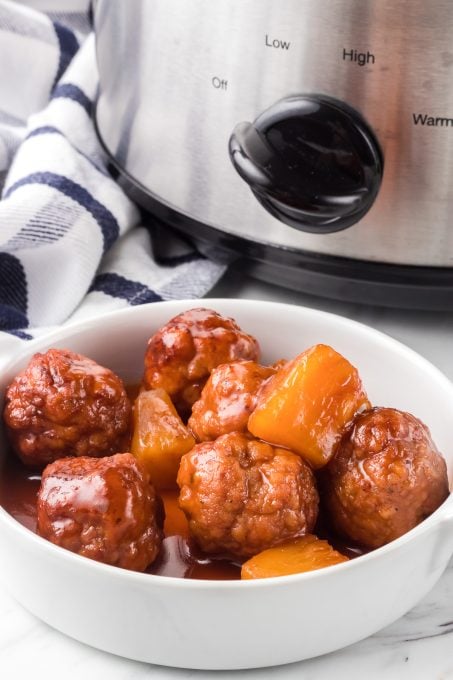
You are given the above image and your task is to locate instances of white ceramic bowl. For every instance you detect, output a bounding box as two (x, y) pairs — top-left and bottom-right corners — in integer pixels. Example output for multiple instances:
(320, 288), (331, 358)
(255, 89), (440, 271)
(0, 299), (452, 670)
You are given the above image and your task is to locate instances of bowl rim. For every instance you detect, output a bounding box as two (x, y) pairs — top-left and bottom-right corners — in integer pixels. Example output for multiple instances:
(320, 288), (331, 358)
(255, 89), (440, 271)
(1, 298), (452, 590)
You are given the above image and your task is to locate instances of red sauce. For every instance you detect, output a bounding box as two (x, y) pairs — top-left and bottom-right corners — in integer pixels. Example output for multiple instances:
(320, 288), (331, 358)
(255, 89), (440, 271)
(0, 425), (366, 577)
(125, 383), (141, 402)
(0, 453), (41, 533)
(0, 451), (242, 579)
(147, 489), (242, 579)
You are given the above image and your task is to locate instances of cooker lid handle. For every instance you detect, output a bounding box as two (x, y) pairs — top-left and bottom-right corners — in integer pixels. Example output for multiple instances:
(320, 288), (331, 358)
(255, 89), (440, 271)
(229, 94), (383, 234)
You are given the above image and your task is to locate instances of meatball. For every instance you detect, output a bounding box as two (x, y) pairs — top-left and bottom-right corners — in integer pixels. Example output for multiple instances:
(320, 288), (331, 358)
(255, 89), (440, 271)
(177, 432), (319, 558)
(3, 349), (131, 467)
(143, 308), (260, 415)
(322, 407), (449, 549)
(37, 453), (163, 571)
(188, 361), (276, 441)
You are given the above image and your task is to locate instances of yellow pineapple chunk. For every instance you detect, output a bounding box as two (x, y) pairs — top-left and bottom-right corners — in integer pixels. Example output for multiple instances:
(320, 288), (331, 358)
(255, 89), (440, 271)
(248, 343), (370, 468)
(241, 535), (349, 579)
(131, 389), (195, 489)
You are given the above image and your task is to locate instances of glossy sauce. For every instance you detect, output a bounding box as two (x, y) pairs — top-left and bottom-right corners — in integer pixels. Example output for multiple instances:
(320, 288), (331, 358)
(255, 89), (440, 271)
(0, 449), (367, 577)
(0, 378), (366, 578)
(0, 451), (243, 579)
(148, 490), (242, 579)
(0, 453), (40, 532)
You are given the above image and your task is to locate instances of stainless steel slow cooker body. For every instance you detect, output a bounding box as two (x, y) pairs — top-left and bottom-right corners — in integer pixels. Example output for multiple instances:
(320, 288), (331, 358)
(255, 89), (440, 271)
(94, 0), (453, 308)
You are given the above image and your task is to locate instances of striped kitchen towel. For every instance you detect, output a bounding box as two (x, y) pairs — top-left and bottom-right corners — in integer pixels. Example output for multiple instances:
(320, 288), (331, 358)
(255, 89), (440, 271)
(0, 0), (227, 344)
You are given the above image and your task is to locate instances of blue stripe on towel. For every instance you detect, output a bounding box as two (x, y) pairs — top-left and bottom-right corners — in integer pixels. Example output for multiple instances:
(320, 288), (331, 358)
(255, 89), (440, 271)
(5, 328), (33, 340)
(0, 253), (28, 329)
(52, 83), (92, 115)
(7, 219), (71, 249)
(26, 125), (61, 140)
(0, 305), (29, 332)
(4, 172), (119, 251)
(52, 22), (79, 89)
(25, 126), (109, 176)
(90, 273), (163, 305)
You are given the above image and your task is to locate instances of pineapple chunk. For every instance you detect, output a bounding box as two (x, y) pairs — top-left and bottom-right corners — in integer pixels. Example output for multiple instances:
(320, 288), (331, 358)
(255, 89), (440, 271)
(131, 389), (195, 489)
(241, 535), (349, 579)
(248, 343), (370, 468)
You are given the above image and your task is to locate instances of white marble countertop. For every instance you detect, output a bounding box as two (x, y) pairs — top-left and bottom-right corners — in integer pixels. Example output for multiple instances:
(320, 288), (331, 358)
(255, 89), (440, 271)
(1, 271), (453, 680)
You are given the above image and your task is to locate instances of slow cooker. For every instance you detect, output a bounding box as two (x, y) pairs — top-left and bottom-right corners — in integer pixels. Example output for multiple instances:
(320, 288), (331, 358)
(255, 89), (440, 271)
(93, 0), (453, 309)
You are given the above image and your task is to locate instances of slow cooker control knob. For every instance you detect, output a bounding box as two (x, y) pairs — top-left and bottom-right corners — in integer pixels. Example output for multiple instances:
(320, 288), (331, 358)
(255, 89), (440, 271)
(229, 95), (383, 234)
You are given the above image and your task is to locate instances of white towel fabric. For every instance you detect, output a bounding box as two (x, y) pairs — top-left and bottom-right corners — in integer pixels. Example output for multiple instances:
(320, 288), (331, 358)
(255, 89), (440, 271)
(0, 0), (227, 347)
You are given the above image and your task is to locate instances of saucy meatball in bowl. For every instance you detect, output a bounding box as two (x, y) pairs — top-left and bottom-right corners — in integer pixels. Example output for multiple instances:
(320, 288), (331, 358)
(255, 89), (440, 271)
(0, 299), (452, 670)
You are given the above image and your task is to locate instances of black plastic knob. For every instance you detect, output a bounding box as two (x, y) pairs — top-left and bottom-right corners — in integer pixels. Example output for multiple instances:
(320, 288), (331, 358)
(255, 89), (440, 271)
(229, 94), (383, 234)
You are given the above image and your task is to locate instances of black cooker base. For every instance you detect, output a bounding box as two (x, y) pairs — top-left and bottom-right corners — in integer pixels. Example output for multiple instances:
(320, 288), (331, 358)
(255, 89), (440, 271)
(107, 162), (453, 311)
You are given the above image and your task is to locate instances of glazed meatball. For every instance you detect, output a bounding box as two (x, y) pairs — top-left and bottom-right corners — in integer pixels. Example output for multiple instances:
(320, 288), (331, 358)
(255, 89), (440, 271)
(323, 407), (449, 549)
(37, 453), (163, 571)
(188, 361), (277, 441)
(177, 432), (319, 558)
(144, 308), (260, 415)
(3, 349), (131, 467)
